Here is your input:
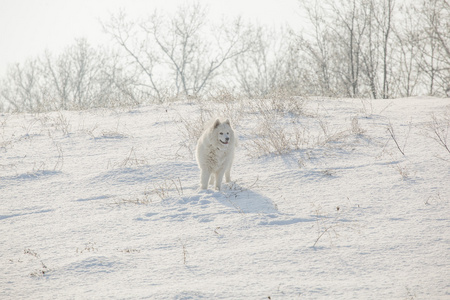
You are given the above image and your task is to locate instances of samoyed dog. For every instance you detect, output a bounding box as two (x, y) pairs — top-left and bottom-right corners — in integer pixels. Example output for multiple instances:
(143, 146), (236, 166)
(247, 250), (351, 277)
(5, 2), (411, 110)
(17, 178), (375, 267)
(196, 118), (236, 190)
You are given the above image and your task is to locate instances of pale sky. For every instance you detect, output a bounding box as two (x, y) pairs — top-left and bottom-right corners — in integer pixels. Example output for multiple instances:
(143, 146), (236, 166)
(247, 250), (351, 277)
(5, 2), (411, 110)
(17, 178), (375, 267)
(0, 0), (302, 75)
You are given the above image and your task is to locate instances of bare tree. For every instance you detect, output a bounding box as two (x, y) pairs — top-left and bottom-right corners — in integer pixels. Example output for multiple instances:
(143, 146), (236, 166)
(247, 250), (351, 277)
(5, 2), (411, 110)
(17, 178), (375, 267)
(360, 0), (380, 99)
(392, 4), (422, 97)
(297, 0), (403, 99)
(232, 25), (290, 97)
(43, 50), (71, 109)
(327, 0), (369, 97)
(41, 38), (115, 109)
(103, 10), (163, 101)
(0, 59), (43, 112)
(371, 0), (396, 99)
(104, 3), (253, 100)
(417, 0), (450, 96)
(2, 0), (450, 113)
(100, 49), (142, 106)
(146, 3), (207, 96)
(145, 3), (252, 96)
(298, 0), (335, 96)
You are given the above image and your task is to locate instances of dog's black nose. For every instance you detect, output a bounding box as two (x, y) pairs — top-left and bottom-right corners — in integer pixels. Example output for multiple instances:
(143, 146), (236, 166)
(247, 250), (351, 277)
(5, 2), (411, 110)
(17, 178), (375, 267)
(226, 137), (229, 141)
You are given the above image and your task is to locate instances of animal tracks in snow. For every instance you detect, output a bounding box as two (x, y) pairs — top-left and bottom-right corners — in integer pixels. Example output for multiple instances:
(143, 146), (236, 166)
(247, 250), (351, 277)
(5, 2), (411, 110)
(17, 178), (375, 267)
(133, 181), (308, 227)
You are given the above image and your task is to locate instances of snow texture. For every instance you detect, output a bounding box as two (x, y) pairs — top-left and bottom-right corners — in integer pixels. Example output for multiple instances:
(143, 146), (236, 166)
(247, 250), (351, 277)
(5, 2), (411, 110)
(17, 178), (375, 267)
(1, 97), (449, 299)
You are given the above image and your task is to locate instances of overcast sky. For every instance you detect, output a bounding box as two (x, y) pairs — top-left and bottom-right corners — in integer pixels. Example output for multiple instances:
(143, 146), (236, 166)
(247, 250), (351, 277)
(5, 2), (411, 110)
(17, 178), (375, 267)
(0, 0), (302, 75)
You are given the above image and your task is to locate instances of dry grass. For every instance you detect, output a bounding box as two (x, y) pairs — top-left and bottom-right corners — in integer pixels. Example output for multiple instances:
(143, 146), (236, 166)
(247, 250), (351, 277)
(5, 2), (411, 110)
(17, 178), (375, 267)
(113, 196), (151, 205)
(351, 116), (365, 135)
(392, 163), (411, 180)
(178, 238), (189, 265)
(176, 108), (212, 158)
(245, 102), (362, 158)
(426, 111), (450, 155)
(23, 249), (52, 278)
(386, 121), (409, 156)
(118, 248), (141, 253)
(311, 202), (360, 248)
(152, 178), (184, 201)
(76, 242), (98, 253)
(108, 147), (147, 169)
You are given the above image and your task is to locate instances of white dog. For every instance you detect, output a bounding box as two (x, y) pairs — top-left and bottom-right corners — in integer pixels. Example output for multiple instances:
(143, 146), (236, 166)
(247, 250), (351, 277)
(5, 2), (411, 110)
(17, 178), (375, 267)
(196, 118), (236, 190)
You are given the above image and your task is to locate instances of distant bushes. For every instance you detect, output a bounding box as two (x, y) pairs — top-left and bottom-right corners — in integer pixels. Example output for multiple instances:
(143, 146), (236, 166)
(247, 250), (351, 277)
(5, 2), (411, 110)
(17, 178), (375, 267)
(1, 0), (448, 112)
(0, 39), (143, 112)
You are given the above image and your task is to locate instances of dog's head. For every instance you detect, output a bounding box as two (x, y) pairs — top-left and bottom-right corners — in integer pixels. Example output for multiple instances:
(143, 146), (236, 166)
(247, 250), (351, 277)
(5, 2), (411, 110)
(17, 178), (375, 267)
(212, 119), (233, 146)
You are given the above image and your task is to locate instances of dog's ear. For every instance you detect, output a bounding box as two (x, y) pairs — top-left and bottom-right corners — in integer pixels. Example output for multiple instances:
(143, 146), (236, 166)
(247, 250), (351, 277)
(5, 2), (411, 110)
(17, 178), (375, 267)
(213, 119), (221, 129)
(224, 119), (230, 125)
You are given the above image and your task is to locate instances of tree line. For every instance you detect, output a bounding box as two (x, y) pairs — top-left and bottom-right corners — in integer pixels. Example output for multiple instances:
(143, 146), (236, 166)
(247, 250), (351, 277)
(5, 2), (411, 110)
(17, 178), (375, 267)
(1, 0), (448, 112)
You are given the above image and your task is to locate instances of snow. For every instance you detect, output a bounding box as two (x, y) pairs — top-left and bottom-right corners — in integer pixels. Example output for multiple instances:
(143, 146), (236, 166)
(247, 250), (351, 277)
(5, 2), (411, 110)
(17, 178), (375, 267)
(1, 96), (449, 299)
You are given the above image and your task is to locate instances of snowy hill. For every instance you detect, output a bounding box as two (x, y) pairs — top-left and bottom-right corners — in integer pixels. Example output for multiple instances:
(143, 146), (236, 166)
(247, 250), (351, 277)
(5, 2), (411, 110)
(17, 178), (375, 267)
(1, 96), (449, 299)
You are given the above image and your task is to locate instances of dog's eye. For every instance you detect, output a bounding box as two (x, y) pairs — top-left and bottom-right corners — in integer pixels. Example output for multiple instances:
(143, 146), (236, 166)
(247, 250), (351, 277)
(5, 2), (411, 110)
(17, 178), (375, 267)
(220, 132), (223, 135)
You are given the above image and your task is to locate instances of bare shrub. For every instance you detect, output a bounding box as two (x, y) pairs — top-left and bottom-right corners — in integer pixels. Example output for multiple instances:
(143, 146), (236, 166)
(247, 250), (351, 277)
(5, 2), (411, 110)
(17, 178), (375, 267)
(52, 112), (72, 135)
(245, 98), (363, 157)
(316, 118), (352, 145)
(203, 89), (246, 127)
(243, 95), (313, 157)
(351, 116), (365, 135)
(176, 112), (211, 158)
(386, 120), (412, 156)
(247, 121), (307, 157)
(426, 112), (450, 155)
(150, 178), (184, 201)
(245, 102), (310, 158)
(250, 94), (307, 118)
(108, 147), (147, 169)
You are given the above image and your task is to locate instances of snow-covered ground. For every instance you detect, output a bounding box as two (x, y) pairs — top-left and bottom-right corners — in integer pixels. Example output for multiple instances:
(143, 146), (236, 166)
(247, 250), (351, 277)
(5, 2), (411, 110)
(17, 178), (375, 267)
(1, 96), (449, 299)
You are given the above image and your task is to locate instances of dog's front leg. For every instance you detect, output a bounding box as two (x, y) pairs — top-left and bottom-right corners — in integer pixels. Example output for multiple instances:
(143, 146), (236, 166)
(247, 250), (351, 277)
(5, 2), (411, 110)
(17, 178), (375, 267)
(209, 173), (215, 186)
(225, 167), (231, 183)
(200, 169), (210, 190)
(214, 170), (225, 190)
